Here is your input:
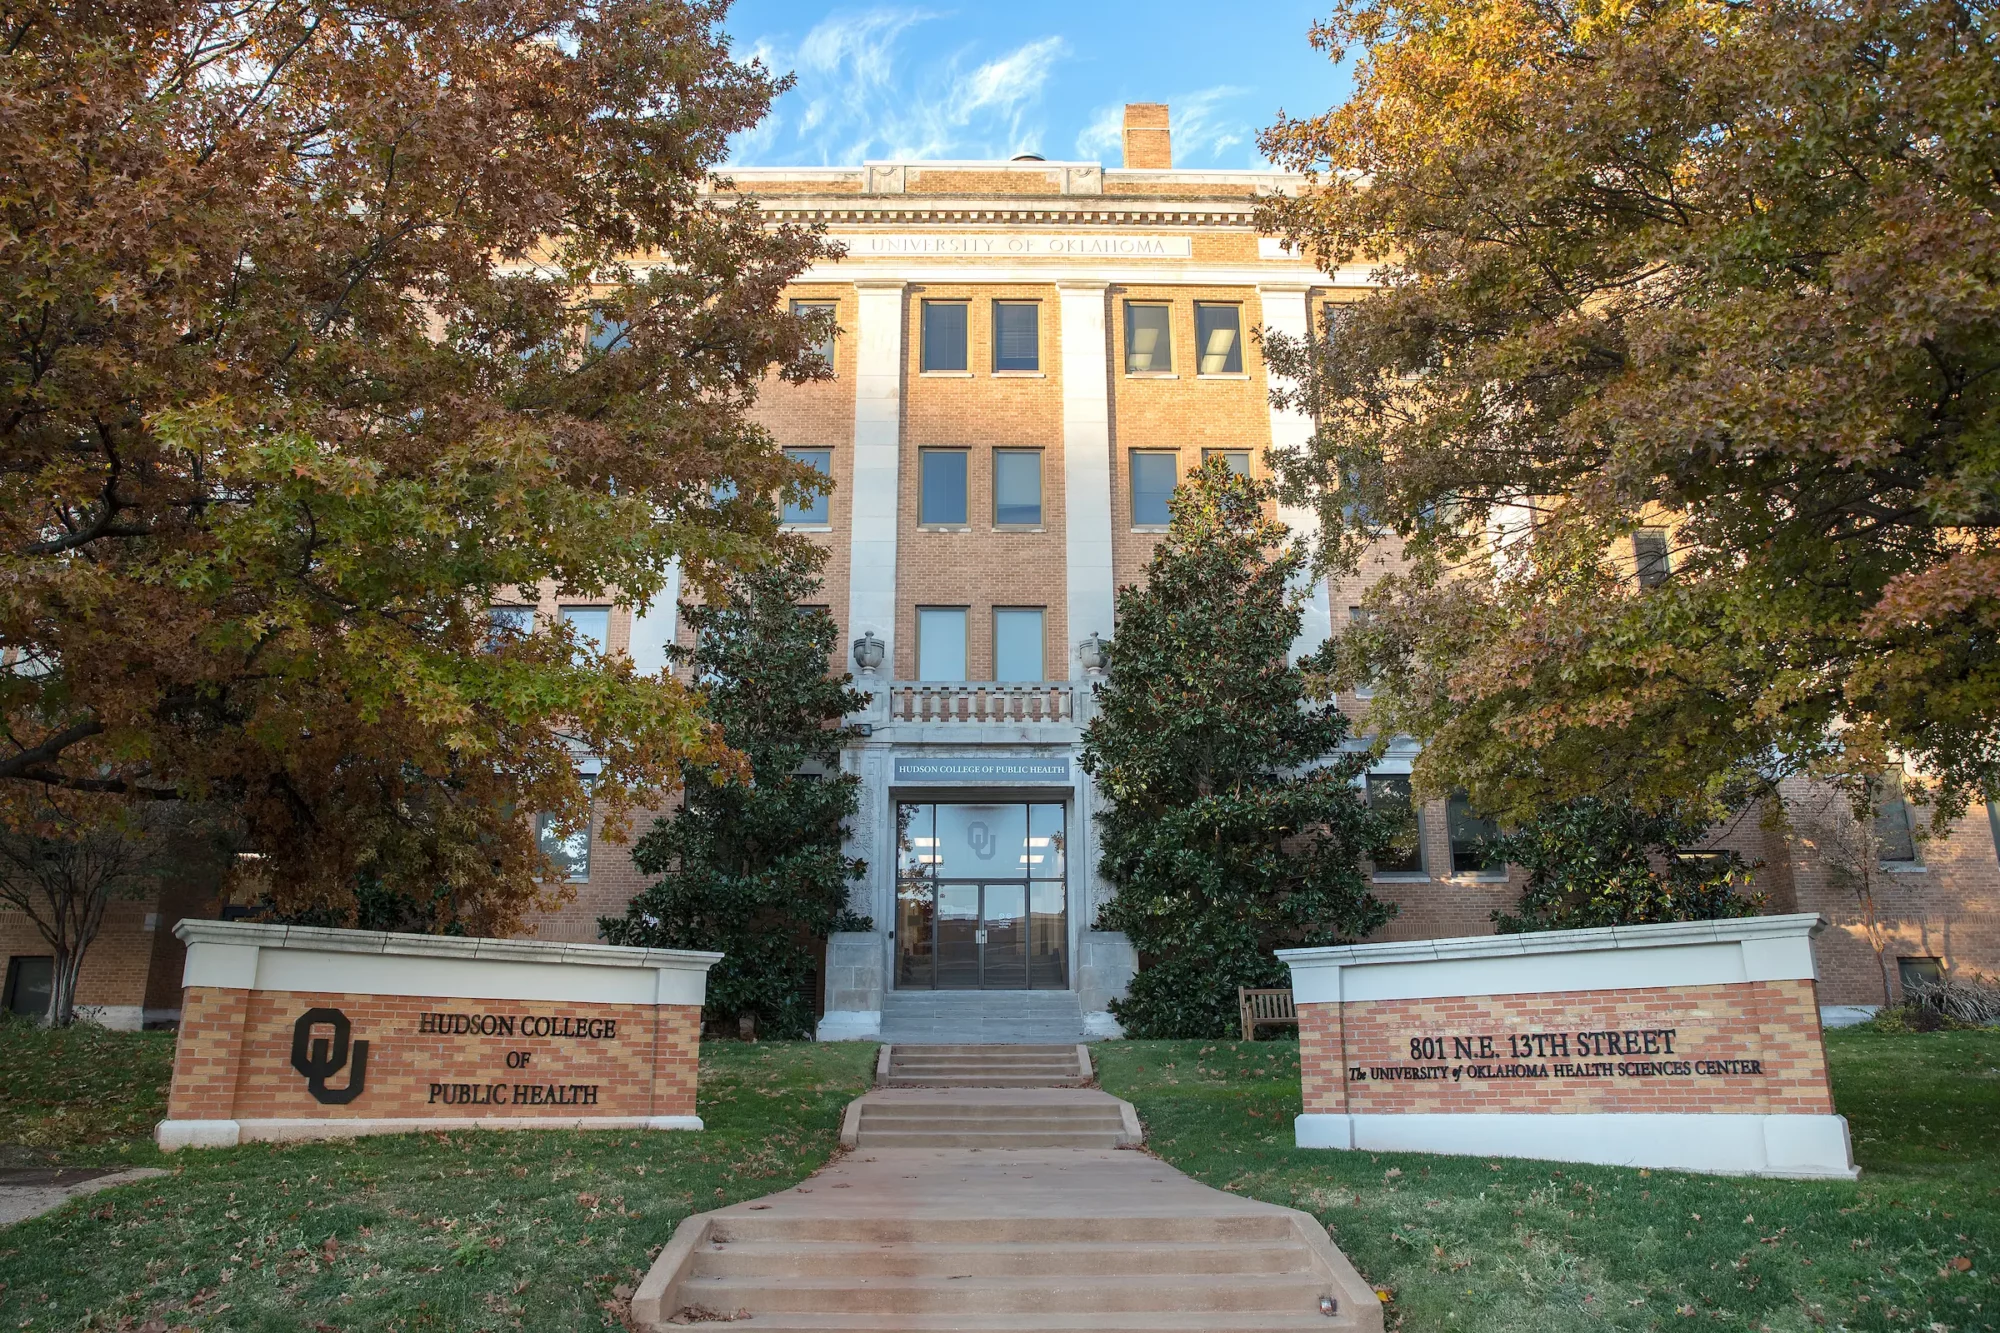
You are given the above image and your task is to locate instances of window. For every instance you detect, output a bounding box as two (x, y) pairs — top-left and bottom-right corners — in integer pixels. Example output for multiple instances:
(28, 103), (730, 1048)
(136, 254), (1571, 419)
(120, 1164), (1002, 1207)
(1348, 606), (1377, 699)
(3, 956), (52, 1019)
(1124, 303), (1172, 373)
(1322, 301), (1354, 340)
(486, 605), (534, 650)
(560, 605), (609, 656)
(1447, 790), (1504, 875)
(1873, 771), (1920, 864)
(994, 450), (1043, 526)
(992, 302), (1040, 372)
(919, 449), (968, 526)
(1634, 528), (1671, 588)
(921, 301), (968, 372)
(994, 608), (1045, 681)
(782, 448), (832, 525)
(917, 607), (968, 681)
(587, 307), (628, 352)
(1989, 797), (2000, 866)
(1203, 448), (1251, 477)
(1366, 774), (1424, 875)
(1195, 303), (1244, 375)
(536, 813), (591, 882)
(1131, 451), (1178, 527)
(792, 298), (837, 369)
(1898, 956), (1944, 993)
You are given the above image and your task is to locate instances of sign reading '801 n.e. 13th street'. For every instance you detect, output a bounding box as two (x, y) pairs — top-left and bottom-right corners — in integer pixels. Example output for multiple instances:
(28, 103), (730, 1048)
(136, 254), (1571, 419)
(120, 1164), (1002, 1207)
(156, 920), (719, 1150)
(1279, 914), (1859, 1179)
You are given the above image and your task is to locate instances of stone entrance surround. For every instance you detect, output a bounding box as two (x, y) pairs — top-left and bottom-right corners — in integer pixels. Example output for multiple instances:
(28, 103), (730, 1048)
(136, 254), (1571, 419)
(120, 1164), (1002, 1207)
(155, 921), (718, 1150)
(1281, 913), (1858, 1178)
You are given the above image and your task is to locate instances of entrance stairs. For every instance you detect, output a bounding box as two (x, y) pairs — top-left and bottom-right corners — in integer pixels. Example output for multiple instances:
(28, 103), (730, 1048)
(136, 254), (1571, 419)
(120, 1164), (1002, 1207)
(879, 989), (1087, 1044)
(633, 1150), (1383, 1331)
(882, 1043), (1089, 1087)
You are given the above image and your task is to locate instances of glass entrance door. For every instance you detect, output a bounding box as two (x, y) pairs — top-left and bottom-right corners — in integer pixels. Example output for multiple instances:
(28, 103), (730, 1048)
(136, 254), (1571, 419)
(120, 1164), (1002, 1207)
(896, 801), (1066, 990)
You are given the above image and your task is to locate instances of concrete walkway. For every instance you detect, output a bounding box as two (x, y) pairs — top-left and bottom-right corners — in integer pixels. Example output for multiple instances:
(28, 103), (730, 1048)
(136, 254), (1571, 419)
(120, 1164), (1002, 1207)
(0, 1167), (167, 1227)
(634, 1147), (1381, 1330)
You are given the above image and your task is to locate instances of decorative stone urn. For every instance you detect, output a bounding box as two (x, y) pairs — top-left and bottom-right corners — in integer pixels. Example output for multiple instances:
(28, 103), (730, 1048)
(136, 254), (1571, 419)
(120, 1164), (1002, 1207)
(1078, 633), (1108, 677)
(852, 632), (886, 678)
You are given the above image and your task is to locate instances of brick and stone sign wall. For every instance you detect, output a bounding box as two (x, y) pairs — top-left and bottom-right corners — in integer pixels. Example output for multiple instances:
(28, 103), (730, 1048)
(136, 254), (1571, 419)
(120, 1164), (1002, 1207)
(1280, 914), (1857, 1178)
(156, 921), (719, 1150)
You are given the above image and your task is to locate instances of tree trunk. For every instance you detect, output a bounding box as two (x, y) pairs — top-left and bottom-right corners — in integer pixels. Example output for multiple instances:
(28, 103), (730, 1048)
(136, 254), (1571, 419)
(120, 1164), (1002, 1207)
(45, 945), (83, 1028)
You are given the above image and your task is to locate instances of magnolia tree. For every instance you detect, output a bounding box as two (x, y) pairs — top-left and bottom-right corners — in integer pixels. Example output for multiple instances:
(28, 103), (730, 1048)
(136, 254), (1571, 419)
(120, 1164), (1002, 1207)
(1257, 0), (2000, 828)
(1081, 461), (1392, 1039)
(0, 0), (836, 937)
(603, 542), (869, 1040)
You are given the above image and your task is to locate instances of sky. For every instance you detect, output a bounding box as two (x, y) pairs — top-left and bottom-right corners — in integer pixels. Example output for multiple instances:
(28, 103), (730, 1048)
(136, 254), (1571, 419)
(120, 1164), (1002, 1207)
(721, 1), (1353, 170)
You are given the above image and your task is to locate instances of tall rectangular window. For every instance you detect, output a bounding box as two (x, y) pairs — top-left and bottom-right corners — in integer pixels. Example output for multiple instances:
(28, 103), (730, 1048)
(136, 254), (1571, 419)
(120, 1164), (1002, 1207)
(1348, 606), (1377, 699)
(993, 449), (1043, 526)
(1634, 528), (1671, 588)
(782, 448), (832, 525)
(791, 299), (837, 369)
(1195, 303), (1244, 375)
(1202, 448), (1251, 477)
(1131, 451), (1178, 527)
(560, 605), (609, 656)
(921, 301), (968, 372)
(536, 813), (592, 882)
(1365, 774), (1424, 874)
(919, 449), (968, 526)
(993, 608), (1045, 681)
(917, 607), (968, 681)
(1873, 771), (1920, 864)
(486, 605), (534, 651)
(1447, 790), (1504, 875)
(992, 302), (1040, 372)
(1124, 303), (1172, 373)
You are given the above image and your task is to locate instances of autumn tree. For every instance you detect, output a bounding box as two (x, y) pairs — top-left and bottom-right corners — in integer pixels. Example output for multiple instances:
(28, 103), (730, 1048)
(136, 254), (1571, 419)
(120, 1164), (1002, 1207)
(602, 542), (868, 1040)
(1081, 461), (1391, 1039)
(0, 0), (836, 932)
(1258, 0), (2000, 827)
(0, 792), (228, 1025)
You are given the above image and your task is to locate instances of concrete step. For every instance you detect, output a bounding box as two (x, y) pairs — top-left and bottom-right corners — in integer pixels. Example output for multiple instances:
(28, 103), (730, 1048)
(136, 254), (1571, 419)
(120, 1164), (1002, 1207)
(687, 1239), (1314, 1279)
(858, 1113), (1125, 1131)
(855, 1130), (1128, 1148)
(678, 1272), (1335, 1315)
(661, 1317), (1364, 1332)
(712, 1215), (1301, 1245)
(882, 1074), (1088, 1089)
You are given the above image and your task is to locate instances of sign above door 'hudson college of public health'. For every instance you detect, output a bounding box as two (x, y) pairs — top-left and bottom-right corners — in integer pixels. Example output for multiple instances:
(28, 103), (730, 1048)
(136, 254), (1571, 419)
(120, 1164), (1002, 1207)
(1279, 914), (1858, 1179)
(155, 921), (719, 1150)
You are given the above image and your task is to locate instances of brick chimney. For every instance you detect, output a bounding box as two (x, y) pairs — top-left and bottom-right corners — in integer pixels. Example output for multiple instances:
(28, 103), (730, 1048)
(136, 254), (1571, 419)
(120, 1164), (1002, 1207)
(1121, 103), (1172, 170)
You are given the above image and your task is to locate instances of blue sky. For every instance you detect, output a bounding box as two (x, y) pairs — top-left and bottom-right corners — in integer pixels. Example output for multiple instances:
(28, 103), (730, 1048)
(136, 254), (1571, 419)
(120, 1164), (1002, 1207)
(721, 2), (1353, 169)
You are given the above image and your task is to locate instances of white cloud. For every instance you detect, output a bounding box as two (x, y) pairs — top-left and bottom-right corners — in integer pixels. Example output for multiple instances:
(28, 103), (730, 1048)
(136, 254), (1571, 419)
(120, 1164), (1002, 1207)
(1074, 102), (1125, 162)
(728, 8), (1068, 165)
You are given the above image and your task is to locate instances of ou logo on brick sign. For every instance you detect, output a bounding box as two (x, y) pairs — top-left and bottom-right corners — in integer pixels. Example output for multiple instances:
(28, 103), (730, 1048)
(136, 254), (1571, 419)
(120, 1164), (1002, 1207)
(290, 1007), (369, 1105)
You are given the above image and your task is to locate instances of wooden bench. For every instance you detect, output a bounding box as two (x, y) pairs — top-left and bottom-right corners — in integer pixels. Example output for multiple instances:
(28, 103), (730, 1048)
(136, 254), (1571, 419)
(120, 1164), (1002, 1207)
(1239, 987), (1298, 1041)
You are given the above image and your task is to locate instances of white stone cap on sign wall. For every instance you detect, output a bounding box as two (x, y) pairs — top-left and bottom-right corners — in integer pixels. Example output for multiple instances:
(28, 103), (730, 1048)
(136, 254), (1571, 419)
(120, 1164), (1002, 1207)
(1278, 913), (1826, 1006)
(175, 920), (722, 1008)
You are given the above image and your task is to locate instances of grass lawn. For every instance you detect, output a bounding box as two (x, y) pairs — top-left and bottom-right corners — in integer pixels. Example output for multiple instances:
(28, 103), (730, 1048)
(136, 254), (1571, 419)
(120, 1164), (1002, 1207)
(1094, 1029), (2000, 1333)
(0, 1021), (874, 1332)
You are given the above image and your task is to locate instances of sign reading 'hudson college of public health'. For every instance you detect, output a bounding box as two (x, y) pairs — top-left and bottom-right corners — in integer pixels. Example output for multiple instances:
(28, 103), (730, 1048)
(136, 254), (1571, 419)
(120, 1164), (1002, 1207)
(893, 756), (1072, 785)
(845, 233), (1194, 259)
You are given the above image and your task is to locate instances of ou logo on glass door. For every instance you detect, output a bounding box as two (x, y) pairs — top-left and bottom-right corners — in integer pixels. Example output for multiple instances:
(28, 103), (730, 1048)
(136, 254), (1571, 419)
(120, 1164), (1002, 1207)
(965, 821), (996, 860)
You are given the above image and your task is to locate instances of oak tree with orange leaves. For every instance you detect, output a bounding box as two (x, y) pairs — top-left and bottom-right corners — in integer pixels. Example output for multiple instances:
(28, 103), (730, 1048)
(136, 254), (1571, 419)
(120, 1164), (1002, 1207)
(1260, 0), (2000, 827)
(0, 0), (835, 946)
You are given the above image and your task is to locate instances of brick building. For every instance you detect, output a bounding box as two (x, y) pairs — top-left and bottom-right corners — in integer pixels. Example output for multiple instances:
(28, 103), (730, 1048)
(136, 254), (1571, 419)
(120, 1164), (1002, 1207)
(6, 104), (1994, 1030)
